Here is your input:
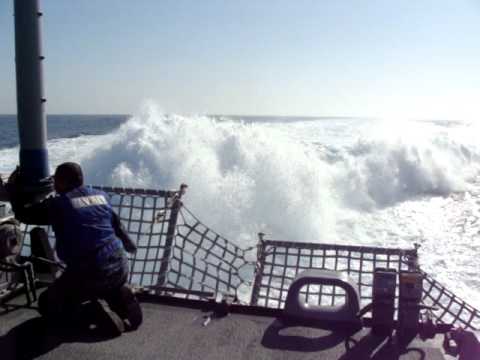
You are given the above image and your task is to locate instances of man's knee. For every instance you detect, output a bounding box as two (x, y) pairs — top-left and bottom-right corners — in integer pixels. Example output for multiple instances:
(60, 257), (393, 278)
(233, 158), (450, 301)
(37, 276), (82, 319)
(38, 288), (59, 318)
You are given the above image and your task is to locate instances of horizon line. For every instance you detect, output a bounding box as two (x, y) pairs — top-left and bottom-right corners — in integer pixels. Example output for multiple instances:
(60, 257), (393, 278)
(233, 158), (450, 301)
(0, 113), (470, 122)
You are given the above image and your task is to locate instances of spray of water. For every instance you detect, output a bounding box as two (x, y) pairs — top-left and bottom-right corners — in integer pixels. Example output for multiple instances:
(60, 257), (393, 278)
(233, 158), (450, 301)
(1, 103), (479, 304)
(79, 104), (336, 245)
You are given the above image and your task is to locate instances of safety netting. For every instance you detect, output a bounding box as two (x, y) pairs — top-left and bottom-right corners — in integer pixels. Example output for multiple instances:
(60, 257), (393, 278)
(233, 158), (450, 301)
(250, 239), (416, 308)
(1, 186), (479, 330)
(13, 185), (254, 301)
(250, 238), (480, 330)
(167, 206), (255, 300)
(422, 273), (480, 330)
(17, 186), (180, 289)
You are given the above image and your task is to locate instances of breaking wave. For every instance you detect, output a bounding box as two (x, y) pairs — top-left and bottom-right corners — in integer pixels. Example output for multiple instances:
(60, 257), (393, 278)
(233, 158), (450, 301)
(82, 106), (477, 243)
(333, 136), (478, 210)
(1, 104), (479, 245)
(79, 105), (335, 244)
(1, 104), (480, 305)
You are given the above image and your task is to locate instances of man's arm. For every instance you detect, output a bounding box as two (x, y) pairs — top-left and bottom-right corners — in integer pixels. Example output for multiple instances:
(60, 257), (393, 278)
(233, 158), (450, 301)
(1, 171), (52, 225)
(112, 211), (137, 253)
(10, 194), (53, 225)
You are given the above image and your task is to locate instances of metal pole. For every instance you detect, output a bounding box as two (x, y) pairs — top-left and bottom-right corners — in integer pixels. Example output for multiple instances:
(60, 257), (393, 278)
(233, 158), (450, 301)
(250, 233), (266, 306)
(13, 0), (50, 184)
(157, 185), (187, 288)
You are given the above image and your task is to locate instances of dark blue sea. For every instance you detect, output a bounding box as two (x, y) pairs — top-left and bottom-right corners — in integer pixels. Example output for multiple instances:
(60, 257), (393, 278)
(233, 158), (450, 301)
(0, 114), (127, 149)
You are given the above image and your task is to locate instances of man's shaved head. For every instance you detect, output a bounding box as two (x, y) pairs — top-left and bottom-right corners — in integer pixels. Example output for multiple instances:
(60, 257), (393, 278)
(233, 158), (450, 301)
(54, 162), (84, 193)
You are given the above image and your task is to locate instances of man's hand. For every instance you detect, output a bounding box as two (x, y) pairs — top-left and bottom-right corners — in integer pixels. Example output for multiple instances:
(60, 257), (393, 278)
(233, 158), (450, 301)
(7, 167), (20, 185)
(123, 237), (137, 254)
(112, 211), (137, 254)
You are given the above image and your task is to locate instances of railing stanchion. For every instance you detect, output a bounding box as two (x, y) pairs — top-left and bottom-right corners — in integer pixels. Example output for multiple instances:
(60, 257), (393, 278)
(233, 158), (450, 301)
(250, 232), (266, 306)
(156, 184), (187, 288)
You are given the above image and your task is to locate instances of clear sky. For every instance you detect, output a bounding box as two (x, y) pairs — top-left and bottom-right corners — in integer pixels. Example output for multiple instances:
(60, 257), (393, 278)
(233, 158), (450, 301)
(1, 0), (479, 119)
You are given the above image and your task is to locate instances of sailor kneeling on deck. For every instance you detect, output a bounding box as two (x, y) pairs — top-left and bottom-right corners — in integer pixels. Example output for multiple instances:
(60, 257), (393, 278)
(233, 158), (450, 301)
(8, 162), (142, 336)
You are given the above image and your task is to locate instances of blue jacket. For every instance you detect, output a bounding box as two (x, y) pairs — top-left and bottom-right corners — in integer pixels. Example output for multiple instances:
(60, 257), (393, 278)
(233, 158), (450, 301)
(52, 186), (123, 266)
(12, 186), (133, 270)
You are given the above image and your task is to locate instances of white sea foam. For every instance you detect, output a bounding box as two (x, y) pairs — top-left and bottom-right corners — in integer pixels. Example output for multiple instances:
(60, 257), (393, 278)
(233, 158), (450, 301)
(335, 138), (474, 210)
(1, 105), (479, 305)
(1, 106), (479, 242)
(79, 104), (336, 245)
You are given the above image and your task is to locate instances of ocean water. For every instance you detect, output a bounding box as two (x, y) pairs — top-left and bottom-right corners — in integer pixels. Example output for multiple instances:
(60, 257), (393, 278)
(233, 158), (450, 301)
(0, 107), (479, 307)
(0, 115), (127, 148)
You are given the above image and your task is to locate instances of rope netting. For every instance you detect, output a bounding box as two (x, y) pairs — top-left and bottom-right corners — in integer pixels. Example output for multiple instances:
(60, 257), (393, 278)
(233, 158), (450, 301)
(96, 186), (179, 287)
(17, 186), (179, 288)
(250, 239), (480, 330)
(13, 186), (254, 300)
(1, 186), (479, 330)
(166, 206), (255, 300)
(422, 273), (480, 330)
(251, 239), (414, 308)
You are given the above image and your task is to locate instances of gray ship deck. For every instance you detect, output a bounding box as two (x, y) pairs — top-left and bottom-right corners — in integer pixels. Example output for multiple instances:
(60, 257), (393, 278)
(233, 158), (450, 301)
(1, 294), (450, 360)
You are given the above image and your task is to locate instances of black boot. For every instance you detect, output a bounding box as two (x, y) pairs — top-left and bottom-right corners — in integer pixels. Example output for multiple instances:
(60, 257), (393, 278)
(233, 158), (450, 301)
(105, 285), (143, 331)
(87, 299), (125, 337)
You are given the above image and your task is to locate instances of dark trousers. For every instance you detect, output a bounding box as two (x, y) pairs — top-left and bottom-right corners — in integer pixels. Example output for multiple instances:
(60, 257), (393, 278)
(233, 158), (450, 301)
(38, 257), (129, 322)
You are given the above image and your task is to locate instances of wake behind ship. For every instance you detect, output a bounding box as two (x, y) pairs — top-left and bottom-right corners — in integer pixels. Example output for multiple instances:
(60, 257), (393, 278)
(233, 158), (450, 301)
(1, 1), (479, 359)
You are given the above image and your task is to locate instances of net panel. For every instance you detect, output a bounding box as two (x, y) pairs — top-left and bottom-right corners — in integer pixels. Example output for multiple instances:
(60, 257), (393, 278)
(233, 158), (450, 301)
(251, 239), (480, 330)
(422, 272), (480, 330)
(1, 186), (479, 330)
(18, 186), (178, 288)
(12, 187), (255, 300)
(166, 206), (255, 300)
(251, 239), (414, 309)
(95, 186), (177, 287)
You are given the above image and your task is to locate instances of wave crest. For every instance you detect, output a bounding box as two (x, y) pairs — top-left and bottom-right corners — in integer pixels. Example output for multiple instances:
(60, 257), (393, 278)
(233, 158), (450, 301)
(335, 137), (474, 210)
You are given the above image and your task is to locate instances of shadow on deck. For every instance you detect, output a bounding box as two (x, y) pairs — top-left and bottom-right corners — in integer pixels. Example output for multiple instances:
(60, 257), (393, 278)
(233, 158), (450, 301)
(1, 294), (447, 360)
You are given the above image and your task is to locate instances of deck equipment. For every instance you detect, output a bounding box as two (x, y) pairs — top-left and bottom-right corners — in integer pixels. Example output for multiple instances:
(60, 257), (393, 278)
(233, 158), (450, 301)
(1, 186), (478, 333)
